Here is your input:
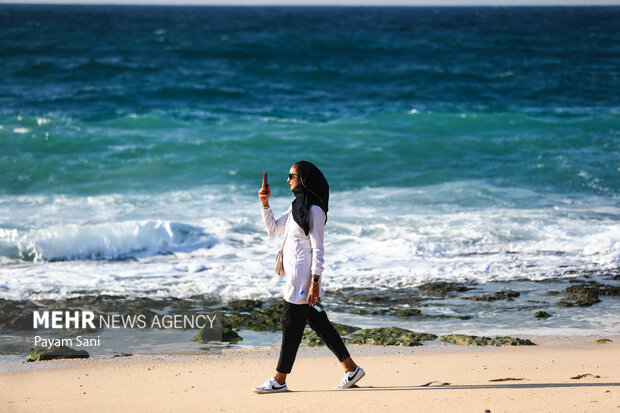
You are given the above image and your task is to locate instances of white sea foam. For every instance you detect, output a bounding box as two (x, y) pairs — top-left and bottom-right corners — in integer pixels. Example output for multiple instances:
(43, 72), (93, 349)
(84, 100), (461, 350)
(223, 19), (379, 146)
(12, 128), (29, 134)
(0, 220), (216, 262)
(0, 183), (618, 302)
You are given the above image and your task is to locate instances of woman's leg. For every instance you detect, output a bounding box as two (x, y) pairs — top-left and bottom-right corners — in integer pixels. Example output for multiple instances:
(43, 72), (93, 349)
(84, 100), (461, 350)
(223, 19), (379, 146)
(275, 301), (309, 382)
(307, 307), (356, 371)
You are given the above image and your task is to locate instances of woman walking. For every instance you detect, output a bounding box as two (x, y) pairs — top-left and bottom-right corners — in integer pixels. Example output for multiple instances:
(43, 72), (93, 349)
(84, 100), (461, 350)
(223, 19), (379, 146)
(253, 160), (365, 393)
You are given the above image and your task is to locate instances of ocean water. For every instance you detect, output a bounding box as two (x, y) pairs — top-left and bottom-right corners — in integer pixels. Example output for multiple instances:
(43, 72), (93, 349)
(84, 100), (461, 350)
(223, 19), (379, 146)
(0, 5), (619, 338)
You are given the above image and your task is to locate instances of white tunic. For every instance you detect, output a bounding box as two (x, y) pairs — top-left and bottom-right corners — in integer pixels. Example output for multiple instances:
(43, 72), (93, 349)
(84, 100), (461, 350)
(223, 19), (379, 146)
(262, 204), (325, 304)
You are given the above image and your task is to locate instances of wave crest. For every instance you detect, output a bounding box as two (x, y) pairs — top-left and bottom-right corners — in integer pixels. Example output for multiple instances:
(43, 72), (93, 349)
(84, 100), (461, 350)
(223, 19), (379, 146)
(0, 220), (215, 262)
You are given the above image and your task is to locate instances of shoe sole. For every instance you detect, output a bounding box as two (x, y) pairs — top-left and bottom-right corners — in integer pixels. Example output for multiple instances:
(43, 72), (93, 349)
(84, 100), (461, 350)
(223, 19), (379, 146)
(252, 387), (288, 394)
(338, 369), (366, 389)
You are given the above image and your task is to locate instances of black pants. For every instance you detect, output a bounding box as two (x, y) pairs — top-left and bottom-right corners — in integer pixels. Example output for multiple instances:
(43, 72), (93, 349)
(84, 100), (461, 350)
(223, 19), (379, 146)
(276, 300), (351, 374)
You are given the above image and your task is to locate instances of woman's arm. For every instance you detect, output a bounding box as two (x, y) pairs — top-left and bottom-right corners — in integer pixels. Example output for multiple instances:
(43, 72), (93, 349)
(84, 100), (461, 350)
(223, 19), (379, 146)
(259, 184), (290, 237)
(262, 206), (291, 238)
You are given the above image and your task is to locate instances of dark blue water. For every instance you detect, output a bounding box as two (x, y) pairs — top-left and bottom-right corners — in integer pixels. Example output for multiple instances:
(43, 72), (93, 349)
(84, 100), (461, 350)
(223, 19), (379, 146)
(0, 5), (619, 197)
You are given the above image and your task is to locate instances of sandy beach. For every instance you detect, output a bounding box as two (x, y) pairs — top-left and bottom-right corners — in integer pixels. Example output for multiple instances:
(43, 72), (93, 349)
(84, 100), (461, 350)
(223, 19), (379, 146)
(1, 337), (618, 413)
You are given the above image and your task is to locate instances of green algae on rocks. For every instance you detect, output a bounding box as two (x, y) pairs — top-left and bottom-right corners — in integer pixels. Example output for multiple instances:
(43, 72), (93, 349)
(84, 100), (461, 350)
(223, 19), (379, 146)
(0, 299), (40, 331)
(223, 301), (283, 332)
(192, 323), (242, 344)
(328, 288), (428, 307)
(557, 293), (601, 307)
(534, 311), (552, 319)
(391, 308), (471, 320)
(462, 290), (520, 302)
(494, 336), (536, 346)
(392, 308), (422, 317)
(351, 308), (390, 315)
(439, 334), (535, 346)
(590, 338), (612, 344)
(416, 282), (474, 295)
(27, 345), (89, 361)
(302, 323), (361, 347)
(564, 281), (620, 297)
(556, 280), (619, 307)
(346, 327), (437, 346)
(223, 299), (264, 313)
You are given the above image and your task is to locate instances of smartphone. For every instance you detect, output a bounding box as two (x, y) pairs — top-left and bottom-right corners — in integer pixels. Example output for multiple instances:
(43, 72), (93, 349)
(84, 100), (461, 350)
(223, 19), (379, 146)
(312, 303), (324, 313)
(262, 172), (268, 189)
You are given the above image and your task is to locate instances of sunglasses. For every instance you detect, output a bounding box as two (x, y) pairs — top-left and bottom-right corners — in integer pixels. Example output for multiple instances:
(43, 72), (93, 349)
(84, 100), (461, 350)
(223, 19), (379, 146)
(288, 173), (301, 180)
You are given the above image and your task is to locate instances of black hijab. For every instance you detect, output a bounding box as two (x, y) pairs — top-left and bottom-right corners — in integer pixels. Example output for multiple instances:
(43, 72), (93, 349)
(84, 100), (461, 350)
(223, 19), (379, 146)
(291, 160), (329, 236)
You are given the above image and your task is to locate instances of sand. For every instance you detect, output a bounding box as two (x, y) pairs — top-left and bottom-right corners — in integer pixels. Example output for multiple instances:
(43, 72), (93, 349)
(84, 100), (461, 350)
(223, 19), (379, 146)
(1, 338), (619, 413)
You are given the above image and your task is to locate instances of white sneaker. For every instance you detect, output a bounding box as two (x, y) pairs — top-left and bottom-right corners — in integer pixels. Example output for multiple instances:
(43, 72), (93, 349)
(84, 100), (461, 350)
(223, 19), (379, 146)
(252, 377), (288, 394)
(337, 366), (365, 389)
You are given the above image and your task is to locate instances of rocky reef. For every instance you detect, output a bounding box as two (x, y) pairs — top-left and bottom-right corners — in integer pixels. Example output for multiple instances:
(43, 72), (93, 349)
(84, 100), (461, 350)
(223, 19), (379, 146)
(27, 345), (89, 361)
(439, 334), (535, 346)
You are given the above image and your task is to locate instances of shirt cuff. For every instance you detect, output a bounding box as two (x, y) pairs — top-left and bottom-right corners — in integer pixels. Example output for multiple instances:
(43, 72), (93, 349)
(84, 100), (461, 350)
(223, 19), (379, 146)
(311, 268), (324, 276)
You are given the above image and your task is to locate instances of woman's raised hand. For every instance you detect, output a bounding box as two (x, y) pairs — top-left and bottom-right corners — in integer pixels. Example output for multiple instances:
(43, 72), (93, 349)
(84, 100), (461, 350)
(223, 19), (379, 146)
(258, 184), (270, 208)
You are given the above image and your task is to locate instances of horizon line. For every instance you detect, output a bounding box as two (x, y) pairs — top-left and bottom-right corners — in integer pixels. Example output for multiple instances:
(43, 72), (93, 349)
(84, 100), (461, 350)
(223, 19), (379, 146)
(2, 1), (620, 6)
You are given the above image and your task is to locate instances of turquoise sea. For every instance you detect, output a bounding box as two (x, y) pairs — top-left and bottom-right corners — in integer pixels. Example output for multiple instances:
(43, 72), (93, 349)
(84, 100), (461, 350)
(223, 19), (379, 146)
(0, 5), (618, 353)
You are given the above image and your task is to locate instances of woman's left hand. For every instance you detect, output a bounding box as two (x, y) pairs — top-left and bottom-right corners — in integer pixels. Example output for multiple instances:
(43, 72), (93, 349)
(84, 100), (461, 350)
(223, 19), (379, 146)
(307, 277), (320, 306)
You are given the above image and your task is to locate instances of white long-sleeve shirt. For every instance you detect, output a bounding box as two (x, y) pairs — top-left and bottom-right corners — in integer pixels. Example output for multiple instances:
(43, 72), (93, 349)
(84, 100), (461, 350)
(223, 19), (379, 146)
(262, 204), (325, 304)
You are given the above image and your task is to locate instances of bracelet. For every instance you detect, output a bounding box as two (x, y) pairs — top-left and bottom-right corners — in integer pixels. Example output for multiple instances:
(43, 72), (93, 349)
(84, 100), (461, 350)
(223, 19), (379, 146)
(262, 205), (270, 209)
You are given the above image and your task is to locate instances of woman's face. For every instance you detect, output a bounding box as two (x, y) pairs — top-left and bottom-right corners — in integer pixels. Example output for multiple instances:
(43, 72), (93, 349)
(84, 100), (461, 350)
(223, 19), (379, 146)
(287, 165), (300, 191)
